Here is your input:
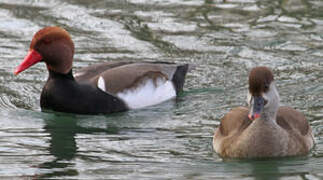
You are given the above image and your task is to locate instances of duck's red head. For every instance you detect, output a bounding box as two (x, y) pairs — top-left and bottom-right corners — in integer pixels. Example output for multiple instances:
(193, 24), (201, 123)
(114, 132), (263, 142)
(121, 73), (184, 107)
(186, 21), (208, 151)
(248, 66), (275, 120)
(14, 26), (75, 75)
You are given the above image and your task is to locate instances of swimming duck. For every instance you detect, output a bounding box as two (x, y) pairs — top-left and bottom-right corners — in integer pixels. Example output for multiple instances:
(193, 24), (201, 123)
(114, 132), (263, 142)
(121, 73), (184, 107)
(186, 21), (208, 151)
(213, 66), (314, 158)
(14, 26), (189, 114)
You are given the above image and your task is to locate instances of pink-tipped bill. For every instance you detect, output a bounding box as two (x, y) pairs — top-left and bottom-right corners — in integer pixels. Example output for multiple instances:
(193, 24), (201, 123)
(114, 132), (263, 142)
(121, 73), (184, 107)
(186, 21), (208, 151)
(248, 113), (260, 120)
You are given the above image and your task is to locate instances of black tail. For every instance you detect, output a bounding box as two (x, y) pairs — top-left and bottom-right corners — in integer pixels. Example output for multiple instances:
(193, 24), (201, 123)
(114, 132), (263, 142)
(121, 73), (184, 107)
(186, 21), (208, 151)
(172, 64), (189, 95)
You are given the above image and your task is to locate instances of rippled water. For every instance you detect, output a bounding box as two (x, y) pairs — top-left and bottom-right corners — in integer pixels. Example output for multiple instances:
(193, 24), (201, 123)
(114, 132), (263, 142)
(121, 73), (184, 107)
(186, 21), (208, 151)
(0, 0), (322, 179)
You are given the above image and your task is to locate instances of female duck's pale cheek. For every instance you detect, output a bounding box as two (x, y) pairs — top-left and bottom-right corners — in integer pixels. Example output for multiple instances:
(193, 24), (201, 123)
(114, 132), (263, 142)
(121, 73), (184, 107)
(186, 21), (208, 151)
(262, 91), (272, 108)
(247, 92), (252, 106)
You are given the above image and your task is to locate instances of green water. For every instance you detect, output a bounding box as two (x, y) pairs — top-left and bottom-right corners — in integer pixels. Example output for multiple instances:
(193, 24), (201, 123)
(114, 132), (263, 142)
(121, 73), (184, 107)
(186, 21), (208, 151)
(0, 0), (322, 179)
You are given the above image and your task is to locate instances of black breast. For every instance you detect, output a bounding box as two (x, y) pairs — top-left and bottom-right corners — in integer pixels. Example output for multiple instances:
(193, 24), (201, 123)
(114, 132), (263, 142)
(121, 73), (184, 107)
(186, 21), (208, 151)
(40, 70), (128, 114)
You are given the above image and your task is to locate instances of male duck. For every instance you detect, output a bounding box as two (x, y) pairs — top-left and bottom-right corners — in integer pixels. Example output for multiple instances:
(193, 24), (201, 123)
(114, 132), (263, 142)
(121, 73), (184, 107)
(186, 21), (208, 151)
(14, 26), (189, 114)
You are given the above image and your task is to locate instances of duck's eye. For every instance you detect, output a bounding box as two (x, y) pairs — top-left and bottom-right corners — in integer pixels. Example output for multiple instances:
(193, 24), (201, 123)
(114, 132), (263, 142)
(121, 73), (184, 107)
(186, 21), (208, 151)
(264, 84), (269, 91)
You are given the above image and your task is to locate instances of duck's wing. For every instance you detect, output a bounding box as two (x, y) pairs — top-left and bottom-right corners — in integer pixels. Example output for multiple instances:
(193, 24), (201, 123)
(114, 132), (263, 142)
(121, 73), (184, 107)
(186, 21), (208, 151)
(76, 62), (189, 109)
(213, 107), (252, 154)
(276, 106), (314, 151)
(216, 107), (251, 136)
(277, 106), (311, 135)
(74, 61), (133, 82)
(95, 63), (188, 93)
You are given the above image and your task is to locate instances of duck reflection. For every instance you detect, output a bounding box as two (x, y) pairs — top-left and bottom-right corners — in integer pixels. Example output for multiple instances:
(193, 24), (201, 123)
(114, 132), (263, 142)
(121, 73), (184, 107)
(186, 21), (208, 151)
(249, 159), (280, 180)
(45, 114), (78, 161)
(36, 112), (119, 178)
(242, 157), (308, 180)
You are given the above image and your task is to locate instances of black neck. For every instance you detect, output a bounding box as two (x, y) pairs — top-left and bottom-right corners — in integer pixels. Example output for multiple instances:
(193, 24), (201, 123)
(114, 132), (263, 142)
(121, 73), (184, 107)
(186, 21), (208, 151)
(48, 69), (74, 80)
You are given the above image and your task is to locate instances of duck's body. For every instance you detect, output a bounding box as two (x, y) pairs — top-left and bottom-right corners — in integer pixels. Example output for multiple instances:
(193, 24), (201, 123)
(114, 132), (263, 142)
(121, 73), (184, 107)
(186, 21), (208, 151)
(15, 27), (189, 114)
(41, 61), (188, 114)
(213, 106), (314, 158)
(213, 67), (314, 158)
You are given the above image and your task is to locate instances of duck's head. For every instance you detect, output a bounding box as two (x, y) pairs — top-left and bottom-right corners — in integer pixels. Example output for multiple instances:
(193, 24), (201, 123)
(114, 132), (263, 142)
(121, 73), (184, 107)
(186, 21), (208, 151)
(14, 26), (74, 75)
(247, 66), (280, 120)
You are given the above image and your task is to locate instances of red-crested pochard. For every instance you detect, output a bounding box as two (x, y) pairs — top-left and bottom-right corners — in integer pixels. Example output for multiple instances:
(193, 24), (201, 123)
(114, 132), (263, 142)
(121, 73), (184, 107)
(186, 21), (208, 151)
(14, 26), (189, 114)
(213, 67), (314, 158)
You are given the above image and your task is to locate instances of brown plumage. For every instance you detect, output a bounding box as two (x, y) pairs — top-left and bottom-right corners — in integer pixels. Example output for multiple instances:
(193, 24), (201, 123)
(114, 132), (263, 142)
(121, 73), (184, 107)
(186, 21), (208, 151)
(76, 63), (171, 94)
(248, 66), (274, 96)
(213, 67), (314, 158)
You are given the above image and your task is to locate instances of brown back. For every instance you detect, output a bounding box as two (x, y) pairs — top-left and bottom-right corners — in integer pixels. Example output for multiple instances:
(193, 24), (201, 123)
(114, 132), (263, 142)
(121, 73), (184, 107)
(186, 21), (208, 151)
(219, 107), (252, 136)
(277, 106), (309, 135)
(75, 61), (133, 82)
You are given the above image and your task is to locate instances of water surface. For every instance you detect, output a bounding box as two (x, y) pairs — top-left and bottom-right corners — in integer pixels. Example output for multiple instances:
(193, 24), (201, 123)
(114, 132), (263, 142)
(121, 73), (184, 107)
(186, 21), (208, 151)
(0, 0), (322, 179)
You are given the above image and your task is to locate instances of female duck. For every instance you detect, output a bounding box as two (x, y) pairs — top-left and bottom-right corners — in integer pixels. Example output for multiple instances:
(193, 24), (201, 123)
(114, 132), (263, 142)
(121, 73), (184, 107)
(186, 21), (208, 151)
(213, 67), (314, 158)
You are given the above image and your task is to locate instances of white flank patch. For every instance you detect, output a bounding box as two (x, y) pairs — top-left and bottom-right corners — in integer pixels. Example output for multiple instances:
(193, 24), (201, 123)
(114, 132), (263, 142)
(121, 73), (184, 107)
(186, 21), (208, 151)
(117, 78), (176, 109)
(97, 76), (106, 92)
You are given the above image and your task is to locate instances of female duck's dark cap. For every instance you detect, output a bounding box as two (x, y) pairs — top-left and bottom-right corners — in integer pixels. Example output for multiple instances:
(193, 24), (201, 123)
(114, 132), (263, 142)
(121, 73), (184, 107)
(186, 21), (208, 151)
(248, 66), (274, 96)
